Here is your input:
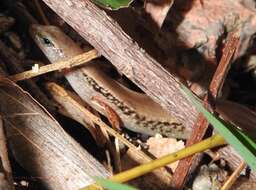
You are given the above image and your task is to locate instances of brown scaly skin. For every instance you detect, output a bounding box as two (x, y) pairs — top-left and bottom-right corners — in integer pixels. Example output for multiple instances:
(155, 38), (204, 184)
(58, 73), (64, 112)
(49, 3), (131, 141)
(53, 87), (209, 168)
(30, 24), (192, 139)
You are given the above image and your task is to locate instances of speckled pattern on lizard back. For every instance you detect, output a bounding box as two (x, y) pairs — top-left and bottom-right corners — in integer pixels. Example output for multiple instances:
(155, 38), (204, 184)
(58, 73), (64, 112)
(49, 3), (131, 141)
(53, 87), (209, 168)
(30, 24), (192, 139)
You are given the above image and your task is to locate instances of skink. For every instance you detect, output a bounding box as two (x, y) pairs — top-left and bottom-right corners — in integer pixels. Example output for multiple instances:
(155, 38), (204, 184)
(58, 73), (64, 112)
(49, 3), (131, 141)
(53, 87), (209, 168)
(30, 25), (192, 139)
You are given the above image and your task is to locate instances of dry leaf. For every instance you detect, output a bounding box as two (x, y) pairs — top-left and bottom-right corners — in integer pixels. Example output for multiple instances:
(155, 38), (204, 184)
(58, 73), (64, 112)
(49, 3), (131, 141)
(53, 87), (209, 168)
(144, 0), (174, 28)
(0, 79), (110, 190)
(146, 135), (184, 171)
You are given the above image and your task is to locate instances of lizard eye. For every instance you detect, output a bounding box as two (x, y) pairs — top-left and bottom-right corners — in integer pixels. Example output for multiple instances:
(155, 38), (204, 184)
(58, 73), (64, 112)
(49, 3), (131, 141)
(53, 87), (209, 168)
(41, 37), (54, 47)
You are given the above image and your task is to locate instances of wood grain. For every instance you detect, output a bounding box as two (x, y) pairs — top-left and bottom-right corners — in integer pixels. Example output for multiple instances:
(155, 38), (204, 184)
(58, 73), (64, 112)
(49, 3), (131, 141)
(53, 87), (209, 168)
(0, 79), (110, 190)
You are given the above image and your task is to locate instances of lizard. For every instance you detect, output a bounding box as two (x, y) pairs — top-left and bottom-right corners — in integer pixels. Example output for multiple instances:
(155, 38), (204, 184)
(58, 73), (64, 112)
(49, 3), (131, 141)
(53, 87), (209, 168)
(30, 24), (192, 139)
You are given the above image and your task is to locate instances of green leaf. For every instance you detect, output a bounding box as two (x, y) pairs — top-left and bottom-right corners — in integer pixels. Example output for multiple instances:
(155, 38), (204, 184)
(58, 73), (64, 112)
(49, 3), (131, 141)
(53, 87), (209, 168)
(93, 0), (133, 10)
(94, 177), (138, 190)
(180, 84), (256, 171)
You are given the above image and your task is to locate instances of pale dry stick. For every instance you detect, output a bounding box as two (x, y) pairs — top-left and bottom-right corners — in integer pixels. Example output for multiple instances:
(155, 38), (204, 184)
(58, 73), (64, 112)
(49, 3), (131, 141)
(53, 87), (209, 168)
(33, 0), (50, 25)
(220, 161), (246, 190)
(9, 49), (99, 82)
(46, 82), (153, 162)
(50, 88), (107, 145)
(48, 83), (121, 172)
(105, 150), (113, 174)
(90, 96), (122, 172)
(0, 117), (15, 190)
(114, 138), (122, 172)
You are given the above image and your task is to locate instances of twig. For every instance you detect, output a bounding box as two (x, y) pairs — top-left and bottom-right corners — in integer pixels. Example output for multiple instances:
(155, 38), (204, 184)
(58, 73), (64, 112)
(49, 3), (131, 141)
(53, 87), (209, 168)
(114, 138), (122, 172)
(9, 49), (99, 82)
(91, 95), (122, 131)
(91, 95), (122, 172)
(220, 161), (246, 190)
(209, 33), (240, 96)
(171, 32), (240, 189)
(47, 82), (122, 172)
(33, 0), (50, 25)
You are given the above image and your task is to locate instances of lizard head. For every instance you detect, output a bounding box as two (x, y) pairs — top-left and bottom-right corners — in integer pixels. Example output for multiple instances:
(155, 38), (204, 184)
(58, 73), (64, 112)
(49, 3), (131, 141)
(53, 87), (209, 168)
(30, 24), (83, 62)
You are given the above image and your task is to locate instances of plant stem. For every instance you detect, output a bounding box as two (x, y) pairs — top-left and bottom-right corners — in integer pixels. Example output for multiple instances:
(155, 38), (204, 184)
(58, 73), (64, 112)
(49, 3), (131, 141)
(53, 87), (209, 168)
(81, 134), (226, 190)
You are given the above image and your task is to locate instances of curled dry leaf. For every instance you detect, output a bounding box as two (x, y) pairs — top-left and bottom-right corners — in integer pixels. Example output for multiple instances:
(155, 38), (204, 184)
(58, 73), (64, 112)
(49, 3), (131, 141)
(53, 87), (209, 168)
(0, 79), (110, 190)
(91, 95), (123, 131)
(146, 135), (184, 171)
(144, 0), (174, 28)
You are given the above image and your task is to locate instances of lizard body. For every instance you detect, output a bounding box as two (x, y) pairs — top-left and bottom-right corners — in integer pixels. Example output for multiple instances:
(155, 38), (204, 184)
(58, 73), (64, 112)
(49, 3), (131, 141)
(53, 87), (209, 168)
(30, 25), (192, 139)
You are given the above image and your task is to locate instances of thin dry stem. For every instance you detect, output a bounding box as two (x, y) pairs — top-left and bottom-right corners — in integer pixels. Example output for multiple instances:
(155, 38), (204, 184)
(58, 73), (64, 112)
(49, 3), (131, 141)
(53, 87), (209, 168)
(9, 49), (99, 82)
(171, 32), (240, 189)
(220, 161), (246, 190)
(33, 0), (50, 25)
(114, 138), (122, 172)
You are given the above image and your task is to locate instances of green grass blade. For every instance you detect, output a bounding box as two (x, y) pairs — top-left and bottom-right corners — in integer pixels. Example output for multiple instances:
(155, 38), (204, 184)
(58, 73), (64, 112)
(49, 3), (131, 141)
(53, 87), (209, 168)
(95, 178), (138, 190)
(93, 0), (133, 10)
(180, 84), (256, 171)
